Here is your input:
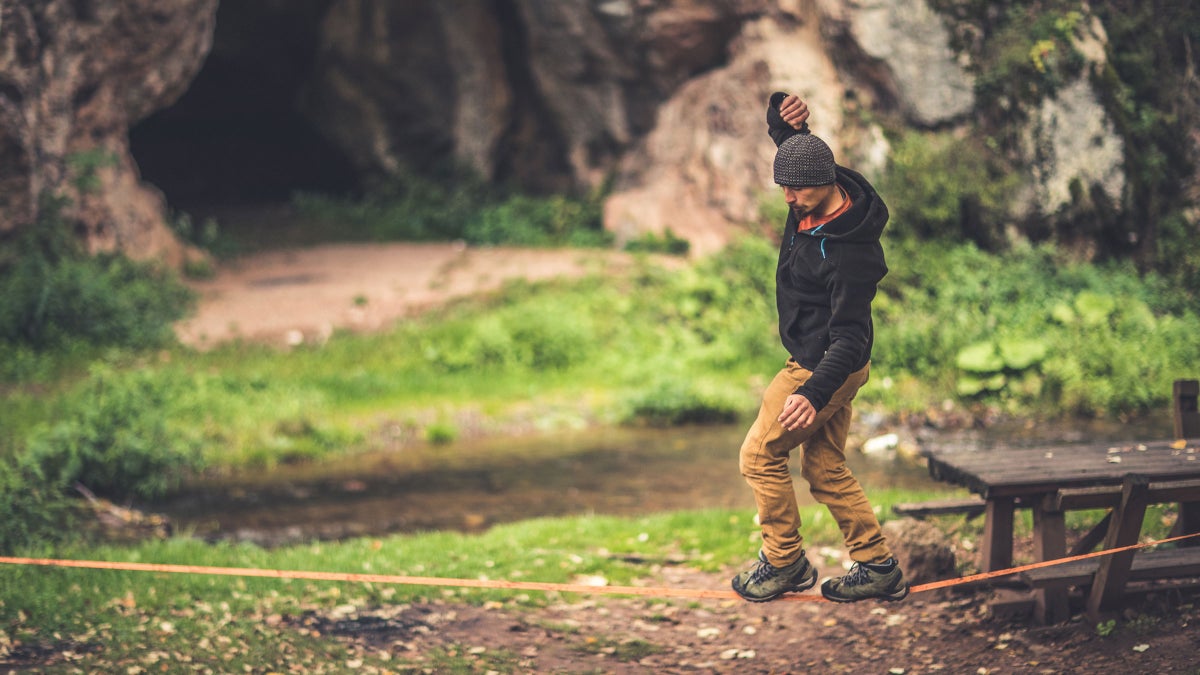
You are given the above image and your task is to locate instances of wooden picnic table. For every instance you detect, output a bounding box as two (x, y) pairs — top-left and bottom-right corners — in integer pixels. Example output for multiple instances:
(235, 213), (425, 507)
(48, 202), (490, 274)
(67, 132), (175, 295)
(922, 438), (1200, 623)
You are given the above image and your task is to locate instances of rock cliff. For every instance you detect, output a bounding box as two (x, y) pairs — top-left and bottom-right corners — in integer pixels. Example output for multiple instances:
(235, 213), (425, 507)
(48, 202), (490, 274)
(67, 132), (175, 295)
(0, 0), (218, 265)
(1, 0), (1170, 261)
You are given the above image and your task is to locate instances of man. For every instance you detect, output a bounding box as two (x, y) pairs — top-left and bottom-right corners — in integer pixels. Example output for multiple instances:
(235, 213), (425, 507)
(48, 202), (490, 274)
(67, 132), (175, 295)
(731, 92), (908, 603)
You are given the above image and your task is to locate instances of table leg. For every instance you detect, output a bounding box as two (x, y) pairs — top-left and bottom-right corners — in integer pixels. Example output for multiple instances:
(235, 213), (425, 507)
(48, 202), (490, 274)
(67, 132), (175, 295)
(982, 498), (1015, 572)
(1170, 501), (1200, 545)
(1033, 505), (1069, 624)
(1086, 475), (1151, 621)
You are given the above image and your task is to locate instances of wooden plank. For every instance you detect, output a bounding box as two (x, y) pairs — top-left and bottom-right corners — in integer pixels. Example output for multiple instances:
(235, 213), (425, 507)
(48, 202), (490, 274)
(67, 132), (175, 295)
(1032, 506), (1069, 624)
(1069, 511), (1112, 556)
(923, 440), (1200, 498)
(982, 498), (1015, 572)
(1021, 547), (1200, 587)
(1087, 475), (1151, 620)
(1054, 479), (1200, 510)
(892, 497), (986, 519)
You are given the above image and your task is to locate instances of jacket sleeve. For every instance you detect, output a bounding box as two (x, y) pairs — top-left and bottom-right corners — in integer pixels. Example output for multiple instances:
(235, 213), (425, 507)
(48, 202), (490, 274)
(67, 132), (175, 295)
(767, 91), (810, 147)
(792, 245), (886, 411)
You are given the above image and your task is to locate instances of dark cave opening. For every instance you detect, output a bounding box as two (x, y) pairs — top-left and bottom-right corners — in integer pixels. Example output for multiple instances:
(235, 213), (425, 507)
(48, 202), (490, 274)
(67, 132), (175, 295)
(128, 0), (357, 222)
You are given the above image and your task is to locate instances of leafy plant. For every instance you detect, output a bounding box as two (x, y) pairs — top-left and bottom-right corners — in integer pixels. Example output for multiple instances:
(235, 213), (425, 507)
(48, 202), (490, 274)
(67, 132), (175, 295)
(622, 376), (745, 427)
(66, 149), (119, 194)
(0, 457), (74, 553)
(293, 168), (612, 248)
(879, 130), (1022, 247)
(0, 195), (194, 356)
(623, 228), (691, 255)
(21, 364), (202, 500)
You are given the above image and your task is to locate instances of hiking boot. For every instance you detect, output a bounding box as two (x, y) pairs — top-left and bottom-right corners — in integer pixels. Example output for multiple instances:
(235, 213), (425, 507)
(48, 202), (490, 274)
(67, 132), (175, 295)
(731, 550), (818, 602)
(820, 558), (909, 603)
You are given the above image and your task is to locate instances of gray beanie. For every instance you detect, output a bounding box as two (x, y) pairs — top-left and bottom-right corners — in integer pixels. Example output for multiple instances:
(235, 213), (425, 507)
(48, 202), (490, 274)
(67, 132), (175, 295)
(773, 133), (836, 187)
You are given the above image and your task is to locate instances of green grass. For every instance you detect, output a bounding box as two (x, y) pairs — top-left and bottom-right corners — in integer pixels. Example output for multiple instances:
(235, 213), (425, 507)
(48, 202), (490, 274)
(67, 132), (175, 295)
(4, 236), (1198, 485)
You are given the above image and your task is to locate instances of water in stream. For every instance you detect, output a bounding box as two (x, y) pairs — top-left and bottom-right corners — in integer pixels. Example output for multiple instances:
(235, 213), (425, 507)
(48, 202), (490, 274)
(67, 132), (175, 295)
(157, 414), (1171, 546)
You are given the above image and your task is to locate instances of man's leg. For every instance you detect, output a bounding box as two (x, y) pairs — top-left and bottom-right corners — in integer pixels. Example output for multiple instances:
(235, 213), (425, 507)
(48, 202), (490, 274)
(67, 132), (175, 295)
(733, 361), (817, 601)
(797, 365), (909, 602)
(734, 360), (871, 600)
(799, 397), (891, 564)
(738, 361), (815, 567)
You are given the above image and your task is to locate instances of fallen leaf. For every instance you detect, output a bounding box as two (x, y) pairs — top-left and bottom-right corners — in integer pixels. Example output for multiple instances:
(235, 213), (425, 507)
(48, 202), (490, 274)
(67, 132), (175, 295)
(1132, 644), (1149, 653)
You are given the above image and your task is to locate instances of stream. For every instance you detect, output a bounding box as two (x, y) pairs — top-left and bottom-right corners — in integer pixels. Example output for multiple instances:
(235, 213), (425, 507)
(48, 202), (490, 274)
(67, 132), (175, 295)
(155, 414), (1172, 547)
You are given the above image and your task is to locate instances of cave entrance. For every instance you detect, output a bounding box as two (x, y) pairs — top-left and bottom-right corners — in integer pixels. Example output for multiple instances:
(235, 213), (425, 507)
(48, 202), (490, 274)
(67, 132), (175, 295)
(129, 0), (356, 233)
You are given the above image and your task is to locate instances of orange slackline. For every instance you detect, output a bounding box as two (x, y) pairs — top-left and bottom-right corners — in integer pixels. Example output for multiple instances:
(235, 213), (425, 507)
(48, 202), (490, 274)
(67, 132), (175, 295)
(1, 532), (1198, 603)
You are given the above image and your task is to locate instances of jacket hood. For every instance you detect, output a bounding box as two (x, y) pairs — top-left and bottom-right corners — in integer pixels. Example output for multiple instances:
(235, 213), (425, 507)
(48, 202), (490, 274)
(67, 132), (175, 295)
(800, 165), (888, 243)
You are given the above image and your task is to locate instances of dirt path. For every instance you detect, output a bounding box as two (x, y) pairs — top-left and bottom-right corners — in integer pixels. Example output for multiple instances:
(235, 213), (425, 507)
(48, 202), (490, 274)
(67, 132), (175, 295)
(175, 242), (633, 348)
(298, 565), (1200, 674)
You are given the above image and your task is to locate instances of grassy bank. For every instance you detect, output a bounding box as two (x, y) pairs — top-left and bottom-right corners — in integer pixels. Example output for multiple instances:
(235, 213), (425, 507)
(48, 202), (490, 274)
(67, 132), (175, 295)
(4, 236), (1197, 474)
(1, 234), (1198, 553)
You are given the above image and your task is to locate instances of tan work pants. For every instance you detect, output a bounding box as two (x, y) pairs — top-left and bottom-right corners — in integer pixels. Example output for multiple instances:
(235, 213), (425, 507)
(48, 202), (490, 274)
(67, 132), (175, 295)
(739, 360), (892, 567)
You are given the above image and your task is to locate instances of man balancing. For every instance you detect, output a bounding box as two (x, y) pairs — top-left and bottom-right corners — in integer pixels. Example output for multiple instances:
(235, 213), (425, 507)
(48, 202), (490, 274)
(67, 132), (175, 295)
(731, 92), (908, 603)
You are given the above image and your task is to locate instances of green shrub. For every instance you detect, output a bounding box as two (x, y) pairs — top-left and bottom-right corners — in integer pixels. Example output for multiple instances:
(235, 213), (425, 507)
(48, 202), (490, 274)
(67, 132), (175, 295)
(872, 240), (1200, 416)
(293, 170), (612, 248)
(0, 458), (74, 553)
(622, 376), (746, 427)
(21, 364), (202, 500)
(878, 130), (1022, 247)
(419, 294), (597, 373)
(0, 197), (194, 355)
(465, 194), (612, 248)
(623, 228), (691, 256)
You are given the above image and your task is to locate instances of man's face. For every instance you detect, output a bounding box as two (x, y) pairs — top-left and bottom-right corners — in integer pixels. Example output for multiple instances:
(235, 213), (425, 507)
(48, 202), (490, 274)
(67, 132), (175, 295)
(781, 184), (834, 219)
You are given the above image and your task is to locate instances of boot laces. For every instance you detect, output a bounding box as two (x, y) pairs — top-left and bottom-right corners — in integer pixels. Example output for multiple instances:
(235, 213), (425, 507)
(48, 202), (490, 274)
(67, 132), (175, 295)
(841, 562), (872, 587)
(748, 559), (779, 585)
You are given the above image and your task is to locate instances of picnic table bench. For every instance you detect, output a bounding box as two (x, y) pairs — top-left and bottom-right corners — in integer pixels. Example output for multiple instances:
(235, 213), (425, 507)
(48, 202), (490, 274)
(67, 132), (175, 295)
(901, 380), (1200, 623)
(921, 438), (1200, 623)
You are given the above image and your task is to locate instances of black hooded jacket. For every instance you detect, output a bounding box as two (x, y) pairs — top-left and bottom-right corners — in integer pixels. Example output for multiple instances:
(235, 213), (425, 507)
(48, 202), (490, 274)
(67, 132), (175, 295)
(767, 93), (889, 412)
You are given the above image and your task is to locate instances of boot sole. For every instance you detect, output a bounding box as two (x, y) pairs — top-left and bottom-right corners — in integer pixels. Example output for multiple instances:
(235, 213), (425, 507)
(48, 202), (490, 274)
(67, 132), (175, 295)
(731, 571), (818, 603)
(821, 582), (910, 604)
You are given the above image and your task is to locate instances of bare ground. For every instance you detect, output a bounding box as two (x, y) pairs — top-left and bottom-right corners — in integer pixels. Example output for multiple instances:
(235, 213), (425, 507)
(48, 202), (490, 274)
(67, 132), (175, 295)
(294, 563), (1200, 674)
(169, 243), (1200, 673)
(174, 242), (644, 348)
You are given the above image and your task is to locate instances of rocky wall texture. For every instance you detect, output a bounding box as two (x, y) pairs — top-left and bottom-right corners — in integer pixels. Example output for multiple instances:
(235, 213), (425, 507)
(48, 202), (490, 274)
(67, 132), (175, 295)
(0, 0), (218, 264)
(0, 0), (1148, 261)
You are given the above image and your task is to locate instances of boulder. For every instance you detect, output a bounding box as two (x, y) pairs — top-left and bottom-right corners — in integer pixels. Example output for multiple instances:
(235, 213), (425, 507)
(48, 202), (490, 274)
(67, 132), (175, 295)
(882, 517), (957, 585)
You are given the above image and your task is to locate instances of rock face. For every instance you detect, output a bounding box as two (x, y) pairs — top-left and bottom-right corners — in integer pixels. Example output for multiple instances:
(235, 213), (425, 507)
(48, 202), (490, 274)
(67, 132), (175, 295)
(1016, 16), (1124, 221)
(301, 0), (764, 194)
(300, 0), (974, 255)
(0, 0), (218, 264)
(0, 0), (1149, 261)
(827, 0), (975, 127)
(1022, 78), (1125, 214)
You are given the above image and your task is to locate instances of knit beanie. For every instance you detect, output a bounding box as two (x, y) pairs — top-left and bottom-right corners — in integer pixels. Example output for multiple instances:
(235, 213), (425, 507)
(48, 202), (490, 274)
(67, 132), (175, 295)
(773, 133), (836, 188)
